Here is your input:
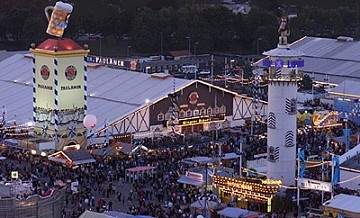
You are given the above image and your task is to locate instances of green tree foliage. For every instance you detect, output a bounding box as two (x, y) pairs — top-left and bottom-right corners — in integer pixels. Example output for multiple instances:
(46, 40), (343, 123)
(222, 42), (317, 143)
(298, 74), (313, 90)
(1, 0), (360, 54)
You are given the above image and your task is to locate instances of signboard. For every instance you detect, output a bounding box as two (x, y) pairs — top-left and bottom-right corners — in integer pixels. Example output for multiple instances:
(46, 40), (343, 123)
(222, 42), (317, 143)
(298, 178), (332, 192)
(86, 55), (125, 67)
(11, 171), (18, 179)
(86, 55), (139, 70)
(213, 176), (281, 203)
(185, 171), (203, 182)
(179, 115), (225, 126)
(71, 181), (79, 193)
(262, 58), (304, 68)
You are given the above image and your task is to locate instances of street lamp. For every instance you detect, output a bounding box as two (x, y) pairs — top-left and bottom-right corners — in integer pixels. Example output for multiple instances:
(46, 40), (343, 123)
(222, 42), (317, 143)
(194, 41), (199, 56)
(186, 36), (191, 56)
(127, 45), (132, 58)
(256, 38), (263, 55)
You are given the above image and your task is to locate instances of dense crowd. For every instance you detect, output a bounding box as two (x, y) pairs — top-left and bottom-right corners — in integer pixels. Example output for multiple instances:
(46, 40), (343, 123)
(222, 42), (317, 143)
(0, 115), (359, 217)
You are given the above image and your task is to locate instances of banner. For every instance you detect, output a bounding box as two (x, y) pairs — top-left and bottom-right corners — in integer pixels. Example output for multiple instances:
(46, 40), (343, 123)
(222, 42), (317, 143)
(298, 178), (332, 192)
(343, 128), (351, 151)
(332, 155), (340, 185)
(298, 148), (305, 178)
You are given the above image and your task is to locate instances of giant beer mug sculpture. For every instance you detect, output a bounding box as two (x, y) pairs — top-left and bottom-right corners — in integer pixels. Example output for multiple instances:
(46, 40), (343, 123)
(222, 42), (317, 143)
(45, 1), (73, 38)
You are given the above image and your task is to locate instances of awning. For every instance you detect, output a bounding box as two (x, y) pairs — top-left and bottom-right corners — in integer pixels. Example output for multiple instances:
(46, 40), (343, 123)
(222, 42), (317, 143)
(217, 207), (259, 218)
(48, 149), (96, 166)
(190, 199), (220, 209)
(177, 175), (204, 186)
(221, 152), (240, 160)
(126, 166), (155, 173)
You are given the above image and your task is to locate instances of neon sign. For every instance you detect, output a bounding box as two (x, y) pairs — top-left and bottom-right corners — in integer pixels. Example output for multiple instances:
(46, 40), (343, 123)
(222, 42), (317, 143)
(262, 58), (304, 68)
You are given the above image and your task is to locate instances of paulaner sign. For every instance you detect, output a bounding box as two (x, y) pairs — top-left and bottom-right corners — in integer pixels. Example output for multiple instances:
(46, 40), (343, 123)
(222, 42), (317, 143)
(86, 55), (125, 67)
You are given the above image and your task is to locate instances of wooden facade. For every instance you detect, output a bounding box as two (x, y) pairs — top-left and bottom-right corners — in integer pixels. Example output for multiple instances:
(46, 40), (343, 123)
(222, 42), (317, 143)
(97, 81), (267, 137)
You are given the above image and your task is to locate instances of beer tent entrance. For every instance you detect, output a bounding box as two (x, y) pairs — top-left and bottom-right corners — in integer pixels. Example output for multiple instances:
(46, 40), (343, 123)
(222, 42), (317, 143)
(48, 149), (95, 167)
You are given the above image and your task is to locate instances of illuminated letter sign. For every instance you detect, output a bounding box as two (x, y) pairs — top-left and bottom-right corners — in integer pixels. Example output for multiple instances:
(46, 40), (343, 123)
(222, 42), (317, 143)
(262, 58), (304, 68)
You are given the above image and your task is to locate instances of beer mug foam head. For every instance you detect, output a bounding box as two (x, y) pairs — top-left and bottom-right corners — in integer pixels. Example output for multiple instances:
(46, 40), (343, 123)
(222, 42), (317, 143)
(55, 1), (73, 13)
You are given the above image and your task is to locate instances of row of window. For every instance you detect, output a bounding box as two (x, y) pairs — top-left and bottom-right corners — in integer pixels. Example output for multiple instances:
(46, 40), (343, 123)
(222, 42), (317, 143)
(157, 106), (226, 121)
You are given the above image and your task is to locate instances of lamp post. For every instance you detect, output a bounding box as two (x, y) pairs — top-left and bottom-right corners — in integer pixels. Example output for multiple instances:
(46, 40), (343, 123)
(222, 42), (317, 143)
(256, 38), (263, 55)
(186, 36), (191, 56)
(160, 32), (164, 57)
(127, 45), (132, 58)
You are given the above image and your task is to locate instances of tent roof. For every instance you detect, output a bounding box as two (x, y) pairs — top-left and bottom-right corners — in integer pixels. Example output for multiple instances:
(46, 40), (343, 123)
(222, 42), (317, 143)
(79, 210), (113, 218)
(221, 152), (240, 160)
(190, 199), (220, 209)
(329, 80), (360, 97)
(217, 207), (258, 218)
(177, 175), (204, 186)
(255, 36), (360, 83)
(323, 194), (360, 213)
(0, 52), (240, 131)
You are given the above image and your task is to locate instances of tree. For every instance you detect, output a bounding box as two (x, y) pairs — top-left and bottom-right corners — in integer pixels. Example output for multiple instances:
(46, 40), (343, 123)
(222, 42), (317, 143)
(298, 74), (313, 91)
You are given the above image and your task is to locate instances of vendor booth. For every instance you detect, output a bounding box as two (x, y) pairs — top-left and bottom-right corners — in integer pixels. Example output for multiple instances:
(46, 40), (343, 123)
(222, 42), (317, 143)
(125, 166), (156, 183)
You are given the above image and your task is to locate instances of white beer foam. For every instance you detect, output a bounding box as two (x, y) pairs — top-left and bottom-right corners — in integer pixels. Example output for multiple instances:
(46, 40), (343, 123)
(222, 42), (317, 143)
(55, 1), (73, 13)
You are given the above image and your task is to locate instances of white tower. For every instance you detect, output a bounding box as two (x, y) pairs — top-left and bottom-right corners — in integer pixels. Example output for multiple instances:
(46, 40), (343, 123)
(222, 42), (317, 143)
(31, 38), (89, 150)
(263, 17), (304, 186)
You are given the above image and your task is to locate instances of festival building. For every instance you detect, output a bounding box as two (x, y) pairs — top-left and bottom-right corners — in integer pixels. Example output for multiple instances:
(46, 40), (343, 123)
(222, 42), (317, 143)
(0, 44), (267, 151)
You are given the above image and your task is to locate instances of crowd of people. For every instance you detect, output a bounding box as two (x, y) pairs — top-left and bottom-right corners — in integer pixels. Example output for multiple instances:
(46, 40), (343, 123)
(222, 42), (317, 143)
(0, 112), (359, 218)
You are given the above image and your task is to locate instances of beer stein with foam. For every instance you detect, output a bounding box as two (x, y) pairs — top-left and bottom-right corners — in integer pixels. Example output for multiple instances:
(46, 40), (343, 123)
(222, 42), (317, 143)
(45, 1), (73, 38)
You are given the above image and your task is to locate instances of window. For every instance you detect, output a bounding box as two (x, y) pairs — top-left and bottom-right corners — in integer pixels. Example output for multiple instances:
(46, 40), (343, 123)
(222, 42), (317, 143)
(200, 108), (206, 116)
(207, 107), (212, 115)
(157, 113), (164, 121)
(220, 105), (226, 113)
(179, 110), (185, 118)
(186, 110), (192, 117)
(165, 112), (171, 120)
(214, 107), (220, 114)
(193, 110), (199, 117)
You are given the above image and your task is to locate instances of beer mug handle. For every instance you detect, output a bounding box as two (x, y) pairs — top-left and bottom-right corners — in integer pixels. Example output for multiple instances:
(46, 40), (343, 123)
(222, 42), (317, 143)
(44, 6), (54, 21)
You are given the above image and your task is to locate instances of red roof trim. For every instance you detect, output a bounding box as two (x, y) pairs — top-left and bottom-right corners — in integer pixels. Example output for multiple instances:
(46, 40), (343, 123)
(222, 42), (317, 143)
(36, 38), (83, 52)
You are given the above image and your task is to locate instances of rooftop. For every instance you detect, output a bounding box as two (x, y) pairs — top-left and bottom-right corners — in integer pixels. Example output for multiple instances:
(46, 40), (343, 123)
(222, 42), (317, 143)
(0, 52), (192, 129)
(35, 38), (84, 52)
(257, 36), (360, 83)
(323, 194), (360, 213)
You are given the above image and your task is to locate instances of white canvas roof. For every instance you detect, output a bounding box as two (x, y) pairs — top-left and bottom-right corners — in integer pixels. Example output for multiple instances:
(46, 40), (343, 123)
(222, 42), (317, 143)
(329, 80), (360, 98)
(323, 194), (360, 213)
(217, 207), (258, 218)
(256, 36), (360, 83)
(0, 53), (192, 130)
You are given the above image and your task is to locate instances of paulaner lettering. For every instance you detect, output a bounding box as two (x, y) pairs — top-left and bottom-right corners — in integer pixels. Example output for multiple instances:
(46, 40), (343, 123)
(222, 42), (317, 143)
(38, 84), (53, 90)
(61, 85), (81, 90)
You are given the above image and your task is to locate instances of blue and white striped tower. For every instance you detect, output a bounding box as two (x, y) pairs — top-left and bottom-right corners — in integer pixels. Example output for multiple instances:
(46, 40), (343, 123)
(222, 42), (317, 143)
(262, 18), (304, 186)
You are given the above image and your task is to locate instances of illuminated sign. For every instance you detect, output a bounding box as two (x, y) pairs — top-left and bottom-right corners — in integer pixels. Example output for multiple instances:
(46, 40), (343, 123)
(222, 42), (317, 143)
(180, 117), (210, 126)
(213, 176), (281, 203)
(262, 58), (304, 68)
(11, 171), (19, 179)
(298, 178), (332, 192)
(86, 55), (125, 67)
(178, 114), (225, 126)
(188, 92), (199, 105)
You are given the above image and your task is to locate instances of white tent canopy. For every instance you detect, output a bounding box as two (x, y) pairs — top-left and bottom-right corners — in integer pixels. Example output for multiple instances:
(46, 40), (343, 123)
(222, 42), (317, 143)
(217, 207), (258, 218)
(323, 194), (360, 214)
